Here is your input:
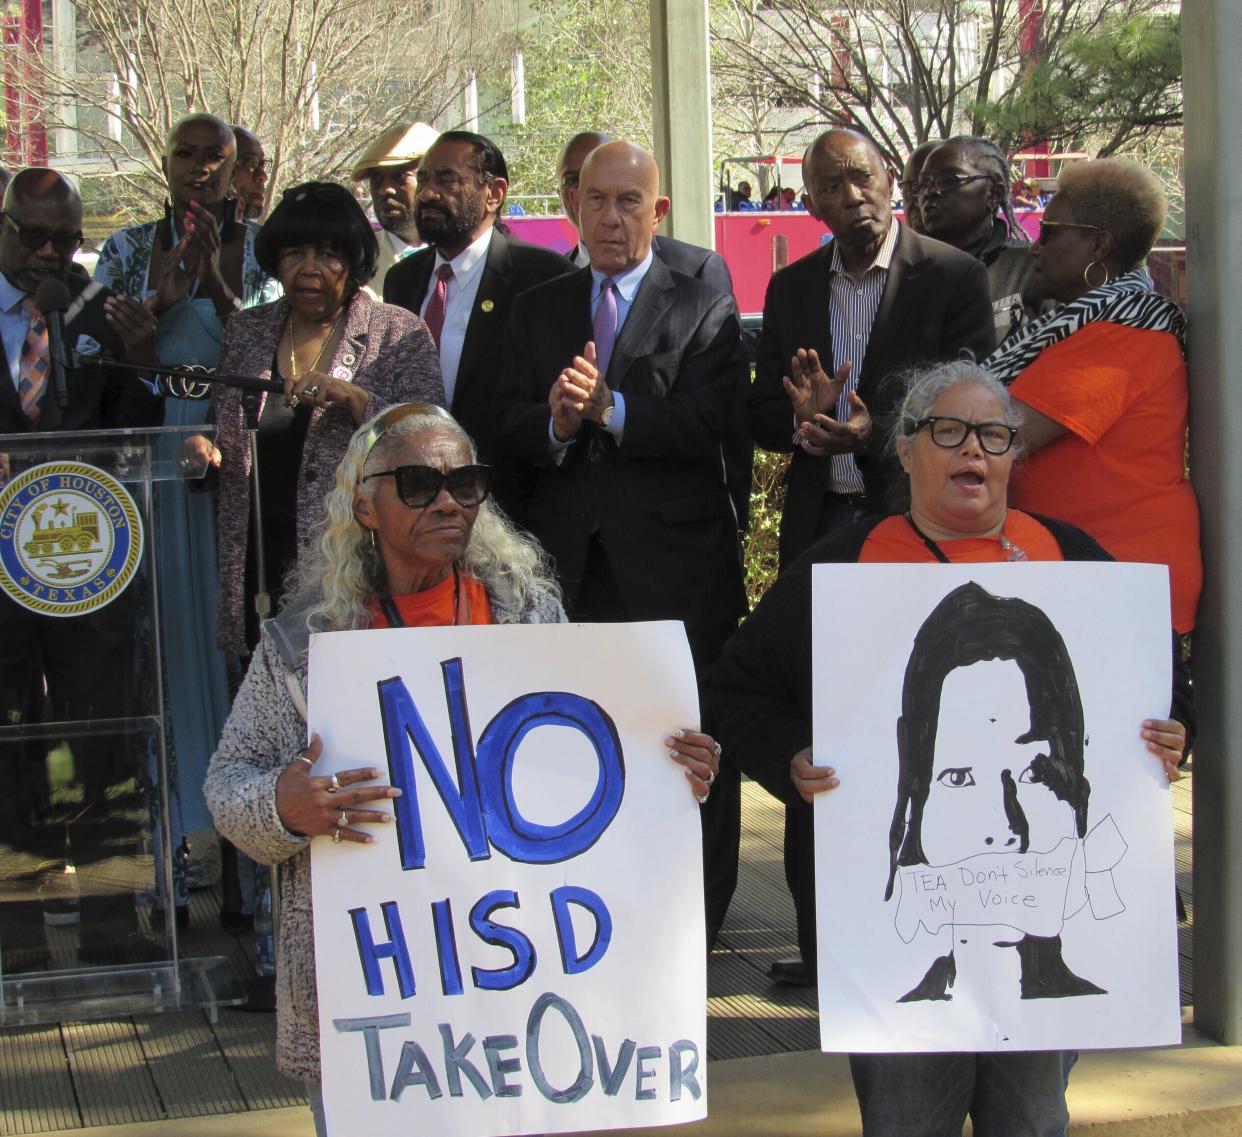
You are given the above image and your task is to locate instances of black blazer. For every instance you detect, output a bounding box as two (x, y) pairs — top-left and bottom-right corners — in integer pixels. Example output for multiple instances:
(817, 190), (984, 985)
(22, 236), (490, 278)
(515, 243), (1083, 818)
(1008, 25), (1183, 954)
(569, 234), (734, 298)
(495, 257), (749, 632)
(383, 228), (571, 469)
(0, 274), (161, 434)
(748, 223), (995, 567)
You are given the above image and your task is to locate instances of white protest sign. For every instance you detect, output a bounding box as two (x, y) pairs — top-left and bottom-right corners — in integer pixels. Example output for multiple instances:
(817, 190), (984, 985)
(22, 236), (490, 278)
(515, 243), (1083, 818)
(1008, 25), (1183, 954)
(308, 621), (708, 1137)
(811, 563), (1180, 1053)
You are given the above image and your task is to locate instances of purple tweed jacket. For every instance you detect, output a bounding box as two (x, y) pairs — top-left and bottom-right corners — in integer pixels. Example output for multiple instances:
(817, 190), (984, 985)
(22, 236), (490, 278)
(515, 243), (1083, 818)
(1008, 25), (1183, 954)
(213, 290), (445, 652)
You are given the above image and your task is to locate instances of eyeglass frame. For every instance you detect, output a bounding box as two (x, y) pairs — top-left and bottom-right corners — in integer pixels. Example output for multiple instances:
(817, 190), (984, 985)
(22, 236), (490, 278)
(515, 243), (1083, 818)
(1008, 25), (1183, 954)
(237, 155), (269, 176)
(914, 173), (993, 197)
(0, 212), (85, 255)
(1036, 219), (1104, 245)
(909, 415), (1019, 455)
(362, 463), (494, 509)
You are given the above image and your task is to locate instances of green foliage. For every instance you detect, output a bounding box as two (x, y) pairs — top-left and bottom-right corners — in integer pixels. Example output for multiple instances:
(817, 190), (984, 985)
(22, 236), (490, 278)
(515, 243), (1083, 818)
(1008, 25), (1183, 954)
(742, 448), (789, 608)
(976, 12), (1182, 158)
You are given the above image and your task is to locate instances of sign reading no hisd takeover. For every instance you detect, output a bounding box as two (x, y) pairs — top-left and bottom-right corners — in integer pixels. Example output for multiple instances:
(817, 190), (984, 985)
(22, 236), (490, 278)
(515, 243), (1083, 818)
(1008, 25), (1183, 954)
(308, 621), (709, 1137)
(0, 461), (143, 617)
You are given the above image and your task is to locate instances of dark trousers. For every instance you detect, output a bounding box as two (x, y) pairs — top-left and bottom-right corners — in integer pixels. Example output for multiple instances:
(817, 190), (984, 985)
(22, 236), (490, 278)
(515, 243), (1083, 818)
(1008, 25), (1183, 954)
(781, 491), (874, 971)
(575, 534), (741, 949)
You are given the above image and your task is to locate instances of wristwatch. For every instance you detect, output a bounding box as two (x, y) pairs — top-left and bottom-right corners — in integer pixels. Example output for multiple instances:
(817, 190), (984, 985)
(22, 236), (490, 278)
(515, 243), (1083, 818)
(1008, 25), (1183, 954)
(599, 396), (616, 428)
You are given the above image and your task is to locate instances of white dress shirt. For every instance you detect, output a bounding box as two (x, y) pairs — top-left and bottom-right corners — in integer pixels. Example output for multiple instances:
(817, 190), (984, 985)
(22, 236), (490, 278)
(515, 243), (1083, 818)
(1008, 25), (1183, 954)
(419, 227), (493, 404)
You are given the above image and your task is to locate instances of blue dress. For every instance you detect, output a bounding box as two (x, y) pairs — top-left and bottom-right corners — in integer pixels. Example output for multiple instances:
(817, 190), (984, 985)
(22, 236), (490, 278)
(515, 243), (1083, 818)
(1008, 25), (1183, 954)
(93, 220), (278, 901)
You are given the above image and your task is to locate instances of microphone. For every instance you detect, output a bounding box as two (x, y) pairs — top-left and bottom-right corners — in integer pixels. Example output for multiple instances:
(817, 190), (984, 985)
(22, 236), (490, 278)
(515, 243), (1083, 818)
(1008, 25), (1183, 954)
(34, 278), (72, 411)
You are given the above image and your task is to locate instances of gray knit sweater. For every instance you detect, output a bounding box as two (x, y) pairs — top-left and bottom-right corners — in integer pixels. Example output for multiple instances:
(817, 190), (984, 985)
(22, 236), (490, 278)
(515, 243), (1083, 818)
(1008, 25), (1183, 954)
(204, 579), (566, 1082)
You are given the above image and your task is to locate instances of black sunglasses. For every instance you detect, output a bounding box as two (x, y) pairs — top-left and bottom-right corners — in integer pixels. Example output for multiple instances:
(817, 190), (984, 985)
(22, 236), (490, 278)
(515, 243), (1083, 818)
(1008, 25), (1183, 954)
(915, 173), (992, 196)
(2, 213), (84, 254)
(363, 464), (492, 508)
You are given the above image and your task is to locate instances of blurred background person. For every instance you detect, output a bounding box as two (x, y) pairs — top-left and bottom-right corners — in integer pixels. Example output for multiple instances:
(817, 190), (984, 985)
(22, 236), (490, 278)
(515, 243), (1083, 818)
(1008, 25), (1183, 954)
(917, 135), (1043, 342)
(985, 158), (1202, 647)
(230, 125), (269, 222)
(897, 139), (939, 233)
(206, 403), (721, 1136)
(94, 114), (278, 920)
(351, 121), (439, 296)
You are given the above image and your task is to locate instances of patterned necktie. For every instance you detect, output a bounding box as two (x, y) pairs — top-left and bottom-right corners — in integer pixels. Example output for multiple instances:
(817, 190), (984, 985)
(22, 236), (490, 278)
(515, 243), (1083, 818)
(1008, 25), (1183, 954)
(593, 277), (618, 377)
(18, 298), (49, 423)
(423, 263), (454, 351)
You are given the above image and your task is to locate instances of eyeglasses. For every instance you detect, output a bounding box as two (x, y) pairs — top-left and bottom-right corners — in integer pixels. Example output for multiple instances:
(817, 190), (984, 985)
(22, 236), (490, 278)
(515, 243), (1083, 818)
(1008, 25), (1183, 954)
(1036, 220), (1103, 244)
(1, 213), (84, 254)
(910, 415), (1018, 455)
(915, 173), (992, 196)
(363, 464), (492, 508)
(237, 156), (269, 175)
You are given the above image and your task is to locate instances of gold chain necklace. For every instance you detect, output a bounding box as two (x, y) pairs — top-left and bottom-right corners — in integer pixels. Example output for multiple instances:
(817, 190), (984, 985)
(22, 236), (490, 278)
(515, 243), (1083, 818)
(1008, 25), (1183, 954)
(287, 307), (344, 380)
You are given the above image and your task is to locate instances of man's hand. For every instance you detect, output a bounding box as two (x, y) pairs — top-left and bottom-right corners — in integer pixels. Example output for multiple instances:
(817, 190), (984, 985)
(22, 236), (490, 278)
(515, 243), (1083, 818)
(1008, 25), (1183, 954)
(549, 340), (612, 442)
(783, 348), (848, 425)
(793, 356), (872, 457)
(790, 746), (839, 805)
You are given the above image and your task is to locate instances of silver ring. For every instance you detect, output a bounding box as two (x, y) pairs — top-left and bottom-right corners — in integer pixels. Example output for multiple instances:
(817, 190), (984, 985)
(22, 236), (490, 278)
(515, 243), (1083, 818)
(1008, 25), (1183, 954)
(695, 791), (710, 805)
(338, 809), (349, 828)
(327, 772), (342, 793)
(304, 385), (320, 399)
(332, 828), (342, 844)
(294, 753), (314, 766)
(712, 741), (723, 758)
(705, 769), (717, 786)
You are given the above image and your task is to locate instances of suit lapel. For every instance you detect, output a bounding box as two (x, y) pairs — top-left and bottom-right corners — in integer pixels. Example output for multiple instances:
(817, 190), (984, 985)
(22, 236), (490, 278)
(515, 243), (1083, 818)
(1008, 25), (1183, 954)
(864, 223), (925, 374)
(606, 257), (674, 392)
(452, 232), (510, 409)
(402, 248), (436, 311)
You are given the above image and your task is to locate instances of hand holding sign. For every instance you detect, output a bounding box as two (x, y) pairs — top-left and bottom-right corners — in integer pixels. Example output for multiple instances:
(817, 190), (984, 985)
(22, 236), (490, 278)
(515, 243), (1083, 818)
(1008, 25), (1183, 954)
(276, 733), (403, 843)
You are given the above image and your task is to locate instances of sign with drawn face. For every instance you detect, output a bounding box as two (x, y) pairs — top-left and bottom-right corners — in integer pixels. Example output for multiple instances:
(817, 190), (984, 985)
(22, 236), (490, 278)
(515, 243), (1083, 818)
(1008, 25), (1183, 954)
(308, 621), (708, 1137)
(811, 563), (1180, 1053)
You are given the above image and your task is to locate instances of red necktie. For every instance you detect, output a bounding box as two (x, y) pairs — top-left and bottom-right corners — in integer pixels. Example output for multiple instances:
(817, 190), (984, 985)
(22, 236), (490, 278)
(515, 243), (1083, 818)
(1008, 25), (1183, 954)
(423, 263), (454, 351)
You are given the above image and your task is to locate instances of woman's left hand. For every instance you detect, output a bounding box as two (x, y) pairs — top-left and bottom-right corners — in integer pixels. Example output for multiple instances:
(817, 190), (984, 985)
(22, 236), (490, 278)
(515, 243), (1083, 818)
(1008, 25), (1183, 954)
(103, 294), (158, 367)
(666, 728), (721, 804)
(1142, 717), (1186, 782)
(184, 200), (226, 292)
(285, 369), (370, 425)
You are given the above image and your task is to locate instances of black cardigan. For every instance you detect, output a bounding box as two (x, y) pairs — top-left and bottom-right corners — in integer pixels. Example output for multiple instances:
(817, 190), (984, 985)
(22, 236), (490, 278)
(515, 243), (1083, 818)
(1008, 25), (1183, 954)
(710, 512), (1196, 807)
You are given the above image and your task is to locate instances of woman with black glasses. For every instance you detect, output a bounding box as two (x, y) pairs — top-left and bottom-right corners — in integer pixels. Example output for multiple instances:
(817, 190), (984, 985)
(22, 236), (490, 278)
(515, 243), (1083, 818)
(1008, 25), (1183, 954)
(712, 360), (1193, 1137)
(204, 180), (444, 656)
(205, 403), (722, 1135)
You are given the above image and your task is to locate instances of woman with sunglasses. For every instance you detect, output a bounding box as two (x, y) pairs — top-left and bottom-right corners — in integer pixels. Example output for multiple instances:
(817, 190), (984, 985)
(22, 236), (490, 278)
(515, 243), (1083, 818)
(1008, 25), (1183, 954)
(984, 158), (1201, 644)
(208, 180), (444, 656)
(205, 403), (722, 1135)
(93, 114), (279, 918)
(711, 360), (1193, 1137)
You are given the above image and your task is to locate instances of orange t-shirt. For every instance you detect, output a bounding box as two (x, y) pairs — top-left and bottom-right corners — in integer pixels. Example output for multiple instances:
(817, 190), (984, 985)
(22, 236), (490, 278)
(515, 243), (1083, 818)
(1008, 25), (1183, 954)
(859, 511), (1065, 564)
(365, 571), (494, 628)
(1008, 321), (1201, 632)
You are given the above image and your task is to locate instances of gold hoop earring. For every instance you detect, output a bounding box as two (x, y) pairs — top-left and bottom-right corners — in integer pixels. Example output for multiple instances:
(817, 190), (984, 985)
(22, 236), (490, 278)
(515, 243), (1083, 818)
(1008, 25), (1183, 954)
(1083, 261), (1110, 289)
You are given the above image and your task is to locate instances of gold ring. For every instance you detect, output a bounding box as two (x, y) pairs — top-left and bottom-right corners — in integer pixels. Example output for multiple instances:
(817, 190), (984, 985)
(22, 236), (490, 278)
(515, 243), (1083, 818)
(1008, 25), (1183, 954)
(327, 772), (341, 792)
(332, 828), (342, 844)
(295, 753), (314, 766)
(338, 809), (349, 828)
(289, 395), (300, 408)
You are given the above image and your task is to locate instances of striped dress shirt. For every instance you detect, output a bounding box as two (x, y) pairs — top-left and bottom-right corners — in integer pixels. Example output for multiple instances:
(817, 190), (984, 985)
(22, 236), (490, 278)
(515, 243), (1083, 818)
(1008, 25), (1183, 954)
(826, 220), (899, 494)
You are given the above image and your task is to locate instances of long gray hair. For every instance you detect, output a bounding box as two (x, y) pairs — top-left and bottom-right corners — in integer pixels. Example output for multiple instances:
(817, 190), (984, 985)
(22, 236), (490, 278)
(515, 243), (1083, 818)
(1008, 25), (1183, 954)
(284, 404), (561, 634)
(887, 361), (1023, 513)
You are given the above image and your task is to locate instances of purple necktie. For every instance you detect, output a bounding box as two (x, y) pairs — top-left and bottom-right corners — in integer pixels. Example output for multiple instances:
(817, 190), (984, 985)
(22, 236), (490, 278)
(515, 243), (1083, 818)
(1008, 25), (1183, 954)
(593, 277), (618, 377)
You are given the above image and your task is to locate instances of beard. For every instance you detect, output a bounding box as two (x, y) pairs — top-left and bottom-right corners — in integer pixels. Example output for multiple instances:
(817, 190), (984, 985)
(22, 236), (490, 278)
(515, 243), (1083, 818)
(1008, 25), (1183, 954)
(414, 191), (487, 250)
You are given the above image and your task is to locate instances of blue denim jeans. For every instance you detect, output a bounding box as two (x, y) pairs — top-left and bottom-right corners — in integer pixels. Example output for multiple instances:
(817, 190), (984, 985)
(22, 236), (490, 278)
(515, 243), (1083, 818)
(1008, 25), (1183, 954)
(848, 1050), (1077, 1137)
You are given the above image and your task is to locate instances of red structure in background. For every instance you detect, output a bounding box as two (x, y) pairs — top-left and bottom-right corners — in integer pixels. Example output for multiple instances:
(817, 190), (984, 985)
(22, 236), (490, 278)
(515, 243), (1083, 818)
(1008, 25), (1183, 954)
(4, 0), (48, 168)
(1017, 0), (1049, 180)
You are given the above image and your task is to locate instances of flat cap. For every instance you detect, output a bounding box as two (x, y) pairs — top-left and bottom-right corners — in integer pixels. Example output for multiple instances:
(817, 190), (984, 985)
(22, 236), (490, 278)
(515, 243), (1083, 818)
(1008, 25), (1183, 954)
(351, 122), (439, 181)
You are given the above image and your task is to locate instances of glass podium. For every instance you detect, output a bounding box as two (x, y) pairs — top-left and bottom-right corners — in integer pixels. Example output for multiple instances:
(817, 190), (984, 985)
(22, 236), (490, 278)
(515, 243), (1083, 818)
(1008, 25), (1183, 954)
(0, 424), (245, 1025)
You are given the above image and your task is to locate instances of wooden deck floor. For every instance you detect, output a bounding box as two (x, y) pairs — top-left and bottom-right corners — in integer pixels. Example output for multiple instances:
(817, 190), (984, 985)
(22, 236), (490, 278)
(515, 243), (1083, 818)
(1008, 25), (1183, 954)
(0, 775), (1195, 1136)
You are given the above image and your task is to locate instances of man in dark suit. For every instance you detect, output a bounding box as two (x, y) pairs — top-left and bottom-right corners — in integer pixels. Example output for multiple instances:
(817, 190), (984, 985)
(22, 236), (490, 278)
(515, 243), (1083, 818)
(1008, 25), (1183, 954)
(0, 168), (161, 971)
(0, 169), (160, 434)
(557, 131), (734, 297)
(383, 131), (570, 514)
(497, 141), (751, 947)
(748, 129), (994, 987)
